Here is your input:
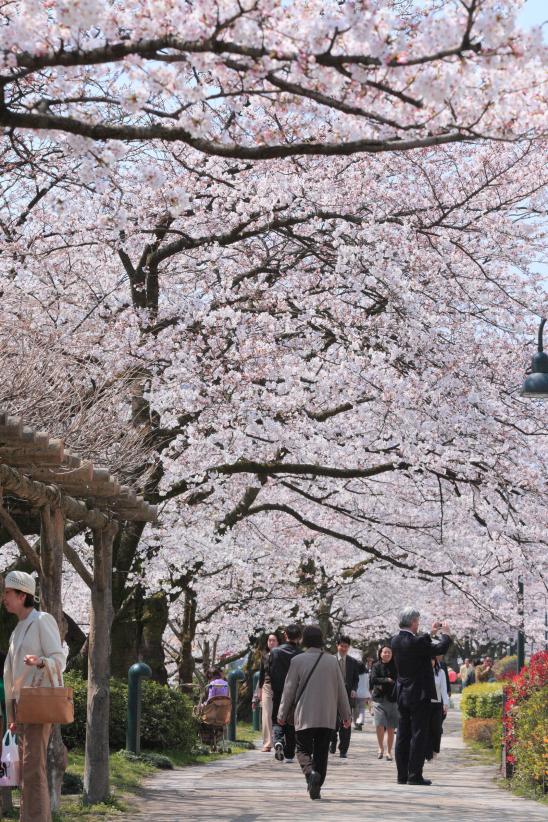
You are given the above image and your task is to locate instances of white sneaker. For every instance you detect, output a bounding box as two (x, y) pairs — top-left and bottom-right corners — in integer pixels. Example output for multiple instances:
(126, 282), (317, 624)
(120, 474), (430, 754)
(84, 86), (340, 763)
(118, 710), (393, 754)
(285, 757), (295, 763)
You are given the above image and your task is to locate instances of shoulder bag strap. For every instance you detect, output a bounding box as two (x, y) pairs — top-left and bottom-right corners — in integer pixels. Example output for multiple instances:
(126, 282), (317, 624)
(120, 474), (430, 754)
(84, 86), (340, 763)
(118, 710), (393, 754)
(293, 652), (324, 709)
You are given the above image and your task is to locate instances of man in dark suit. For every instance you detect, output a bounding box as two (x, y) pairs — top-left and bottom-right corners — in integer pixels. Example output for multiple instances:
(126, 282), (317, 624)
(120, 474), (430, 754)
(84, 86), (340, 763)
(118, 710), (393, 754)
(268, 624), (303, 762)
(391, 608), (452, 786)
(329, 635), (362, 758)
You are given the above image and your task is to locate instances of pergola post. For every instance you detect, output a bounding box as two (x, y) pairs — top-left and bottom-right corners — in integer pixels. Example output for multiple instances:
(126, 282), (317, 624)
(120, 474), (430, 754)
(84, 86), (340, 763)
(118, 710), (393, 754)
(39, 504), (68, 814)
(83, 521), (117, 805)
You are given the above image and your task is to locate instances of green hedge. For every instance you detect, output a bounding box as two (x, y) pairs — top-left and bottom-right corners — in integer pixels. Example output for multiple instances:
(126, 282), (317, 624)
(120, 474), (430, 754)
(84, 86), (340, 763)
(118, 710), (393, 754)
(62, 672), (197, 752)
(511, 685), (548, 796)
(461, 682), (503, 719)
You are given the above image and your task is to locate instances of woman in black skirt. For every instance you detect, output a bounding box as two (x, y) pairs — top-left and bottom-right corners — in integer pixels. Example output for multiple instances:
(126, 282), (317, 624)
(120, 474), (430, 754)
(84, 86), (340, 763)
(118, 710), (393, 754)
(425, 657), (449, 761)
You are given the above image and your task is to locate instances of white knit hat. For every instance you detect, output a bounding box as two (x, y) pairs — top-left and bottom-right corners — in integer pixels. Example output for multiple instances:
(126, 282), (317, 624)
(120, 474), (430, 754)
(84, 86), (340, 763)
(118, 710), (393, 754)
(4, 570), (36, 597)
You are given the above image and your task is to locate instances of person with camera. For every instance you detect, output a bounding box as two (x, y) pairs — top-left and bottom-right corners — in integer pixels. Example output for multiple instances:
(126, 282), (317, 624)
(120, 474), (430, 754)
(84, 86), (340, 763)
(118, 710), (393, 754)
(391, 608), (451, 786)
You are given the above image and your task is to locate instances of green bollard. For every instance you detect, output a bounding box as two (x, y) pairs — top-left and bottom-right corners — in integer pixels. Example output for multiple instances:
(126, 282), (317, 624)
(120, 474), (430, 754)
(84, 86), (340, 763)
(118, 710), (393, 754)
(252, 670), (261, 731)
(227, 668), (245, 741)
(126, 662), (152, 754)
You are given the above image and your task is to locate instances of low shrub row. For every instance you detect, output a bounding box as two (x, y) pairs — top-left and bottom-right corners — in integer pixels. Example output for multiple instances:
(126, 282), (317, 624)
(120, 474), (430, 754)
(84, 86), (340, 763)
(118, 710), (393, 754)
(460, 682), (503, 719)
(462, 717), (500, 748)
(62, 672), (197, 753)
(503, 651), (548, 798)
(510, 686), (548, 792)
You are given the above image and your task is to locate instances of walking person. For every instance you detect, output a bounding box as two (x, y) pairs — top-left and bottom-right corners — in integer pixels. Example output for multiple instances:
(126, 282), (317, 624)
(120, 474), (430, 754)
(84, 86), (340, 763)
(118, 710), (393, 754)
(370, 645), (398, 761)
(269, 624), (302, 763)
(391, 607), (451, 786)
(329, 635), (360, 758)
(258, 632), (279, 751)
(278, 624), (351, 800)
(425, 657), (449, 762)
(353, 656), (370, 730)
(2, 571), (66, 822)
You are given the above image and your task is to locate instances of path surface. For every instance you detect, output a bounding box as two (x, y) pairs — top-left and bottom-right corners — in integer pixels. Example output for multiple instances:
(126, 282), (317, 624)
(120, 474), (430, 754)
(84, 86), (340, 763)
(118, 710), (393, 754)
(115, 704), (548, 821)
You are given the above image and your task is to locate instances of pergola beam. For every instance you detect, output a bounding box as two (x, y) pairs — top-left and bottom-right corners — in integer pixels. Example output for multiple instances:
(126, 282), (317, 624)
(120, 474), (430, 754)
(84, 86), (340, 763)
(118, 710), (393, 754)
(0, 463), (109, 528)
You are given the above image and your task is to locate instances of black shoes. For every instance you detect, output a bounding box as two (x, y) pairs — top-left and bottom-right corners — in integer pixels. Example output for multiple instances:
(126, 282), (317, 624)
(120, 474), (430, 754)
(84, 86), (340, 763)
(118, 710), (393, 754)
(329, 743), (336, 754)
(339, 752), (348, 758)
(274, 742), (284, 762)
(407, 776), (432, 785)
(397, 778), (407, 784)
(308, 770), (322, 800)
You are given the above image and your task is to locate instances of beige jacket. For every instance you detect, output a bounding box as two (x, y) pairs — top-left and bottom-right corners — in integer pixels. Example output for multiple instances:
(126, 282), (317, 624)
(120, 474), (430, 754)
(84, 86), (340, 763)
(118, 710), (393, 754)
(3, 609), (66, 724)
(278, 647), (351, 731)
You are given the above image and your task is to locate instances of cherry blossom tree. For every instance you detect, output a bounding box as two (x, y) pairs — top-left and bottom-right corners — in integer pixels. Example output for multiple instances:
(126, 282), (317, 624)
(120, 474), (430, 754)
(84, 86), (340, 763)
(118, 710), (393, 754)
(0, 0), (546, 675)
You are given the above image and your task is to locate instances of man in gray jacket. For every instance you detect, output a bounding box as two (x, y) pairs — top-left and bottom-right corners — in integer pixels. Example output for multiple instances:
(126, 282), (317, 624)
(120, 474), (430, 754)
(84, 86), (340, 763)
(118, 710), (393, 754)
(278, 625), (351, 800)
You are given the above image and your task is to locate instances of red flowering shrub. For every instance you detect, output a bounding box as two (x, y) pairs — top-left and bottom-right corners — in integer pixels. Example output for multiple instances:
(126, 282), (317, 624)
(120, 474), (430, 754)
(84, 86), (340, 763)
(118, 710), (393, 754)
(503, 651), (548, 772)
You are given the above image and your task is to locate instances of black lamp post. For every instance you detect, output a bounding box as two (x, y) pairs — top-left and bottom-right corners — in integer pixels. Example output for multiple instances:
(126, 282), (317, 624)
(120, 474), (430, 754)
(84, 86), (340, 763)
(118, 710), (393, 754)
(517, 576), (525, 673)
(522, 318), (548, 398)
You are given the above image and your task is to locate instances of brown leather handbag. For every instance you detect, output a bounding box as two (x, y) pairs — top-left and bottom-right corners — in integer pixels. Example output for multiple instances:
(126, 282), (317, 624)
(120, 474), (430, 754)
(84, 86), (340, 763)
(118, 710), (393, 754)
(16, 660), (74, 725)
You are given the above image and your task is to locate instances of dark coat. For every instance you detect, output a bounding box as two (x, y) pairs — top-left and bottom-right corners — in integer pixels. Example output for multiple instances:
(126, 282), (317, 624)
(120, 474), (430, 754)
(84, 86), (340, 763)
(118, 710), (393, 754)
(390, 630), (452, 708)
(369, 660), (397, 701)
(268, 642), (303, 696)
(338, 654), (361, 696)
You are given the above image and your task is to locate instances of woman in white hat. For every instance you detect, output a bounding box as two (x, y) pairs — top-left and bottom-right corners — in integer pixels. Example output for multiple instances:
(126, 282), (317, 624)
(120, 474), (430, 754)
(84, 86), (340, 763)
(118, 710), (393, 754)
(2, 570), (66, 822)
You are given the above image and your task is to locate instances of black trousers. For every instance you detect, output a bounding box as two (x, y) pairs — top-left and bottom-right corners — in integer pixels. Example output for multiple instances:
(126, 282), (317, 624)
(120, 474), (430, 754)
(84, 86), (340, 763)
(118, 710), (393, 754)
(395, 700), (430, 781)
(330, 715), (351, 755)
(296, 728), (332, 786)
(425, 703), (444, 760)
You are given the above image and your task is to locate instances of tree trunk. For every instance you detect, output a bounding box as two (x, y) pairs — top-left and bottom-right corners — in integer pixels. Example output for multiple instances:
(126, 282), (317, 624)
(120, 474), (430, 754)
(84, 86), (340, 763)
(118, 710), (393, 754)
(202, 639), (211, 678)
(0, 786), (14, 815)
(140, 592), (168, 684)
(40, 506), (68, 815)
(83, 522), (116, 805)
(178, 589), (197, 692)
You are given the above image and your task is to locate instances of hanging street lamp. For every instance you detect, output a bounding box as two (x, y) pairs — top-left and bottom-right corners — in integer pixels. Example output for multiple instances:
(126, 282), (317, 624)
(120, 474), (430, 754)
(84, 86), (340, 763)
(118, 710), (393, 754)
(521, 318), (548, 398)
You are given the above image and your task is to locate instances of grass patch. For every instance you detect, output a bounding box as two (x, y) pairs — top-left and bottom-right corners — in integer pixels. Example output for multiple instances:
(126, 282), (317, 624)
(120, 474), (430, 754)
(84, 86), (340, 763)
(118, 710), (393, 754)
(462, 739), (501, 767)
(234, 721), (261, 745)
(53, 750), (155, 821)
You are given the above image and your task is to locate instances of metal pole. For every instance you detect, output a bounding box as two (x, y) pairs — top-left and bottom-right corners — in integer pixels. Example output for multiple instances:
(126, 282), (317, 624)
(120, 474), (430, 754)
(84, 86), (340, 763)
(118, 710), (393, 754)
(252, 670), (261, 731)
(227, 669), (245, 742)
(517, 577), (525, 673)
(126, 662), (152, 754)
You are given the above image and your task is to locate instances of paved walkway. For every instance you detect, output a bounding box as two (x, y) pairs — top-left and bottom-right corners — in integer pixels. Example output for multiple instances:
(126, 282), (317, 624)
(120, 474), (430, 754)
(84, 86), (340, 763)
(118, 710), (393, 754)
(115, 704), (548, 821)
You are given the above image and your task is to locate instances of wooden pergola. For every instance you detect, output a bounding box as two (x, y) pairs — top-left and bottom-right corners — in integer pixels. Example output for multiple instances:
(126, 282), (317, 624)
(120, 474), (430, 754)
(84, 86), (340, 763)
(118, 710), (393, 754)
(0, 411), (156, 808)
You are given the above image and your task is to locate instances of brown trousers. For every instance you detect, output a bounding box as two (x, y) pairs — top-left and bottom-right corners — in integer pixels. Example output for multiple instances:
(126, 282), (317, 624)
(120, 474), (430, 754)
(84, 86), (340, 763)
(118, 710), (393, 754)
(17, 723), (52, 822)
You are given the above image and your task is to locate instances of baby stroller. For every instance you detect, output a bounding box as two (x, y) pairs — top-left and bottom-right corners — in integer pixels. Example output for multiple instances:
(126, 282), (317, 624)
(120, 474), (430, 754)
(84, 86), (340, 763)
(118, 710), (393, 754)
(196, 696), (232, 751)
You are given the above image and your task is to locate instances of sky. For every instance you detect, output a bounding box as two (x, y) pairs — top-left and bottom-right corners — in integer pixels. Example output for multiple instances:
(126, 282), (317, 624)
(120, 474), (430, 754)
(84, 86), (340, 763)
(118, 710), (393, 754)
(517, 0), (547, 31)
